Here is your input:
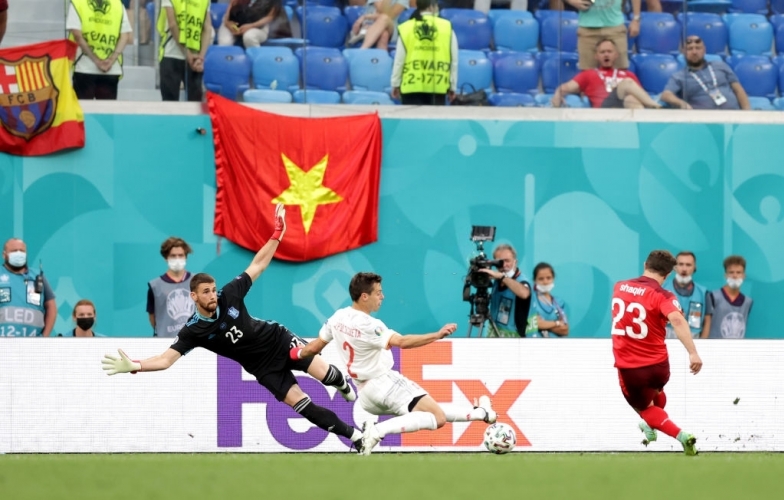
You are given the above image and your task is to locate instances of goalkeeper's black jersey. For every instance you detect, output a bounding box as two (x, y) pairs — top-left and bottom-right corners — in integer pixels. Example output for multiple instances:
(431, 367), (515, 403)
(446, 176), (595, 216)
(170, 272), (286, 375)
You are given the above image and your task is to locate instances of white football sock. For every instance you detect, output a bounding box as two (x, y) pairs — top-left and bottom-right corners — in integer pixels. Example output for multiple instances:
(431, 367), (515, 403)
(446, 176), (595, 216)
(374, 412), (438, 437)
(445, 407), (487, 423)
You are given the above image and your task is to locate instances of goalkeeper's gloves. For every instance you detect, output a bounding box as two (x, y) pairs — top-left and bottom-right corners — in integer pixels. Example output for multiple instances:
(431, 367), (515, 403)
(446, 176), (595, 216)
(102, 349), (142, 375)
(289, 346), (303, 360)
(270, 203), (286, 241)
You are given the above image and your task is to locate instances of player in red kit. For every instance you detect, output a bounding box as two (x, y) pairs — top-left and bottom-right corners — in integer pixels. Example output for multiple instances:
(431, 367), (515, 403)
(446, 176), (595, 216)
(611, 250), (703, 455)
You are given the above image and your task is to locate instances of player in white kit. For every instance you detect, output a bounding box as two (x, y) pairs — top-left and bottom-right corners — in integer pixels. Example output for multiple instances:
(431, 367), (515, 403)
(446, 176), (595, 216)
(290, 272), (497, 455)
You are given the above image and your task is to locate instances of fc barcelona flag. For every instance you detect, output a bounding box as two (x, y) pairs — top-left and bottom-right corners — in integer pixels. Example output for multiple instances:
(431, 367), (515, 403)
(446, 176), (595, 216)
(0, 40), (85, 156)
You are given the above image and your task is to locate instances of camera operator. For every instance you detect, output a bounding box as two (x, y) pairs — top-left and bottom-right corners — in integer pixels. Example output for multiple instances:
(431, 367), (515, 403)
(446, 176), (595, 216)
(478, 244), (532, 338)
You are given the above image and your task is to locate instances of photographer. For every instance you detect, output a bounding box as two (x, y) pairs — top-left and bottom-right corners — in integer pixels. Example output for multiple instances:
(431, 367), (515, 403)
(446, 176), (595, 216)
(479, 244), (531, 338)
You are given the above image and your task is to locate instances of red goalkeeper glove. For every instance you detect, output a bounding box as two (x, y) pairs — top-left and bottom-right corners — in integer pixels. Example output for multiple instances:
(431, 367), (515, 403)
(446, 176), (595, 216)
(271, 203), (286, 241)
(289, 346), (303, 360)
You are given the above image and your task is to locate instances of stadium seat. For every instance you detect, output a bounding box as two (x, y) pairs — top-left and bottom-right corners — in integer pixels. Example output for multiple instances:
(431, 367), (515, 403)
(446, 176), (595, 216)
(250, 46), (300, 92)
(242, 89), (294, 103)
(203, 46), (251, 101)
(685, 0), (733, 14)
(722, 12), (767, 27)
(727, 15), (773, 55)
(493, 13), (539, 53)
(729, 0), (768, 14)
(774, 96), (784, 109)
(292, 89), (342, 103)
(534, 93), (554, 107)
(440, 9), (492, 51)
(771, 14), (784, 33)
(488, 9), (534, 27)
(342, 90), (395, 105)
(534, 9), (578, 22)
(296, 6), (348, 48)
(398, 8), (416, 25)
(344, 6), (364, 28)
(677, 13), (728, 55)
(732, 55), (777, 98)
(541, 15), (578, 53)
(488, 92), (535, 107)
(747, 96), (775, 109)
(632, 54), (679, 94)
(295, 47), (348, 92)
(540, 52), (579, 94)
(637, 13), (680, 55)
(492, 52), (539, 94)
(774, 0), (784, 14)
(776, 25), (784, 55)
(564, 94), (590, 108)
(343, 48), (392, 93)
(457, 50), (493, 93)
(210, 3), (228, 32)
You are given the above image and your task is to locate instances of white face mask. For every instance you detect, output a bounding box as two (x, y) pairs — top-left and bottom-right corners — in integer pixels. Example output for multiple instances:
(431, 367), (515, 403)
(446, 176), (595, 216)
(675, 274), (693, 285)
(168, 258), (186, 272)
(7, 251), (26, 268)
(504, 269), (516, 278)
(537, 283), (554, 293)
(726, 278), (743, 289)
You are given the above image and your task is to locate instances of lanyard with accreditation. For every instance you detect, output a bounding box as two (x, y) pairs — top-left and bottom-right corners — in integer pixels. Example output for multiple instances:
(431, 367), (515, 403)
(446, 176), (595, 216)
(596, 69), (618, 92)
(690, 64), (727, 106)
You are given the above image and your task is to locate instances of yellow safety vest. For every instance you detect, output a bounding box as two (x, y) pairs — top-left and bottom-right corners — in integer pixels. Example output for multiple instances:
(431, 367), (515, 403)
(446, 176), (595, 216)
(70, 0), (124, 63)
(397, 15), (452, 94)
(158, 0), (210, 60)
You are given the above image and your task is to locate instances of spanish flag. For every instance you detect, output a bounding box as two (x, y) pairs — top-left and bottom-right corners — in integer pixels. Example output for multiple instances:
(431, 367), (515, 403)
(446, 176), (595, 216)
(0, 40), (85, 156)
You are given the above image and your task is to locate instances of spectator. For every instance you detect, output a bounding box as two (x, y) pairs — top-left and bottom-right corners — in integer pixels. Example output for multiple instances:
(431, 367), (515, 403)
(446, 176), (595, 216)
(147, 236), (195, 338)
(158, 0), (212, 101)
(703, 255), (752, 339)
(391, 0), (459, 105)
(552, 39), (661, 109)
(662, 251), (707, 339)
(58, 299), (104, 337)
(67, 0), (133, 100)
(348, 0), (407, 51)
(0, 0), (7, 47)
(660, 36), (750, 110)
(529, 262), (569, 338)
(123, 0), (152, 45)
(566, 0), (638, 70)
(477, 243), (532, 338)
(0, 238), (57, 337)
(218, 0), (291, 49)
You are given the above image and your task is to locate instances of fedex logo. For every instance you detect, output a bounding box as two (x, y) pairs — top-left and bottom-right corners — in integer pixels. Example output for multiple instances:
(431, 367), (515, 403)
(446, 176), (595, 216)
(216, 342), (530, 450)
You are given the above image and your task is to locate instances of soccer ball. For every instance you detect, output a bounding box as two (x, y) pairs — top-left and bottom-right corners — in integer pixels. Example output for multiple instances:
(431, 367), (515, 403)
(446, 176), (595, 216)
(483, 422), (517, 454)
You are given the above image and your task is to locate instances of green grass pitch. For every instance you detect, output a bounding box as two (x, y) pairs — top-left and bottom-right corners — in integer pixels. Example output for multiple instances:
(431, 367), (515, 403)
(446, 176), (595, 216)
(1, 453), (782, 500)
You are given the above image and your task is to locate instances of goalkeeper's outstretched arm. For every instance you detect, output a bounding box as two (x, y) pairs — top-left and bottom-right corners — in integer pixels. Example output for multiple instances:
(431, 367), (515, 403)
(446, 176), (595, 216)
(102, 348), (182, 375)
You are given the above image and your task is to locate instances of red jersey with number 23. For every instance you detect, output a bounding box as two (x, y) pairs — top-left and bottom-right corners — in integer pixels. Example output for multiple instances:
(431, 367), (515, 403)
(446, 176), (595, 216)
(611, 276), (683, 369)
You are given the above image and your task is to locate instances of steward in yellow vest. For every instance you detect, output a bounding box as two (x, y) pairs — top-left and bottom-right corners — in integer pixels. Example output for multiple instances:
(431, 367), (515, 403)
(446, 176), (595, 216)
(158, 0), (211, 102)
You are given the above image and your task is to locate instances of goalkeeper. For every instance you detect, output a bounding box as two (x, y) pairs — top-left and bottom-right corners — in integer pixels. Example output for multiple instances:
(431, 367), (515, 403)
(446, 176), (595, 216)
(102, 204), (366, 452)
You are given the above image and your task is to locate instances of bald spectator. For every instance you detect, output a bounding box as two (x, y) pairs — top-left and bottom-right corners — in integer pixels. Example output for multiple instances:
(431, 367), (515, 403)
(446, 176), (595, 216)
(1, 238), (57, 337)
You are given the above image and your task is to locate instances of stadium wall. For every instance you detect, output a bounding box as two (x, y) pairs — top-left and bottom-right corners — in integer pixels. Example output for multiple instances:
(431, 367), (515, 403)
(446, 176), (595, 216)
(1, 103), (783, 338)
(1, 338), (782, 453)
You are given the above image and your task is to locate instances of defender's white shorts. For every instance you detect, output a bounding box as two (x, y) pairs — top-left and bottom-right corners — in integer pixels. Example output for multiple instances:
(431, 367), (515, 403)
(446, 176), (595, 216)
(357, 371), (428, 416)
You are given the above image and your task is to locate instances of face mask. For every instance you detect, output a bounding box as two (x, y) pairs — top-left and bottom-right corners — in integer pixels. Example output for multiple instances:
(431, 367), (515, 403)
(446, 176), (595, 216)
(537, 283), (554, 293)
(675, 274), (693, 285)
(726, 278), (743, 289)
(7, 251), (26, 268)
(504, 268), (516, 278)
(168, 258), (186, 272)
(76, 317), (95, 330)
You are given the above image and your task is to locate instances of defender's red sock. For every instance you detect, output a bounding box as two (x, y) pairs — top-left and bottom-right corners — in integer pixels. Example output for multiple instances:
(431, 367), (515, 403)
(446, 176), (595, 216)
(639, 406), (681, 439)
(653, 391), (667, 409)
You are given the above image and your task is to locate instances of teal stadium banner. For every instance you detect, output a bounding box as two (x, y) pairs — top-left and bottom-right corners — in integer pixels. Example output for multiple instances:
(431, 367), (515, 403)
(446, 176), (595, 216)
(0, 114), (781, 338)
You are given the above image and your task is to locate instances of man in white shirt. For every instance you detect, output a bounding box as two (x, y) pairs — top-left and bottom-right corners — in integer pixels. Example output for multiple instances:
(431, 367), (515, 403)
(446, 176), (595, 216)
(66, 0), (133, 100)
(292, 272), (497, 455)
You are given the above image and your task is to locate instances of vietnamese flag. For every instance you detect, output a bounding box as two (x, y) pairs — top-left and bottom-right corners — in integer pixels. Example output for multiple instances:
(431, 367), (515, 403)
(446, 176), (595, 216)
(0, 40), (85, 156)
(207, 92), (382, 262)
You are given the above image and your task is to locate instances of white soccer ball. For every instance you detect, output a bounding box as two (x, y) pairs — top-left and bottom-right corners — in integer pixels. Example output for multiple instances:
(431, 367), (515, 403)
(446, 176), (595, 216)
(483, 422), (517, 454)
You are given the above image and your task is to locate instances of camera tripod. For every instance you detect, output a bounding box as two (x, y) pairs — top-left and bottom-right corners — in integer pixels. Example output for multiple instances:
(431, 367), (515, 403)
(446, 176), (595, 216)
(466, 289), (501, 338)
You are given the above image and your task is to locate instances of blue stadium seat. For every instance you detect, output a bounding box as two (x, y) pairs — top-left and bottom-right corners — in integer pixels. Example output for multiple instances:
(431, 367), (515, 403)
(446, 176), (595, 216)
(539, 52), (579, 94)
(686, 0), (733, 13)
(722, 12), (767, 26)
(488, 9), (534, 28)
(771, 14), (784, 32)
(564, 94), (590, 108)
(632, 54), (679, 94)
(343, 48), (392, 93)
(203, 46), (251, 101)
(296, 6), (348, 48)
(774, 97), (784, 109)
(492, 52), (539, 94)
(457, 49), (493, 93)
(344, 6), (364, 28)
(493, 13), (539, 53)
(534, 10), (578, 22)
(440, 9), (492, 51)
(732, 55), (777, 98)
(211, 3), (228, 32)
(398, 8), (416, 25)
(250, 46), (300, 92)
(729, 0), (768, 14)
(727, 15), (773, 55)
(242, 89), (293, 103)
(292, 89), (342, 104)
(774, 0), (784, 14)
(747, 96), (775, 109)
(637, 13), (680, 55)
(342, 90), (395, 105)
(677, 13), (728, 55)
(534, 93), (554, 107)
(540, 15), (578, 53)
(488, 92), (535, 107)
(776, 25), (784, 55)
(294, 47), (348, 92)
